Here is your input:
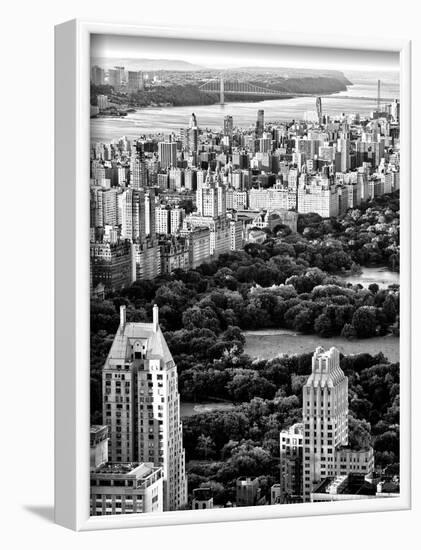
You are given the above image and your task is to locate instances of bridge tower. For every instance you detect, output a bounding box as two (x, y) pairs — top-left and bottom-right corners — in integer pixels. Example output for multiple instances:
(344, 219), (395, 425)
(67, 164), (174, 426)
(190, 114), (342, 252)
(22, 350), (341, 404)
(220, 76), (224, 105)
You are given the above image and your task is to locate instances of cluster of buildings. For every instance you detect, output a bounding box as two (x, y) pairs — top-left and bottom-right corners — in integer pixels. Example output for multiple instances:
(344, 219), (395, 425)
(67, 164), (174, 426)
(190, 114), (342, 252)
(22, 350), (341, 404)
(194, 346), (398, 510)
(269, 346), (398, 505)
(91, 64), (147, 92)
(90, 100), (400, 295)
(90, 312), (398, 516)
(89, 93), (400, 514)
(90, 305), (187, 515)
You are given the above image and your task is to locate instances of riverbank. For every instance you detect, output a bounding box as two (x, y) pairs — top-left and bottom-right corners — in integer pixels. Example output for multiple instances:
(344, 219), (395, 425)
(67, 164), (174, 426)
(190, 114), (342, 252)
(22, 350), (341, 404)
(338, 266), (400, 288)
(244, 329), (399, 363)
(90, 73), (399, 140)
(180, 401), (235, 418)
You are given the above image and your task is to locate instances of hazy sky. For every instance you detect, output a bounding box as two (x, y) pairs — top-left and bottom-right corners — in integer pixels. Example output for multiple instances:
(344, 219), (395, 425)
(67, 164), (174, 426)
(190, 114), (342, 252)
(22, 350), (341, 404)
(91, 33), (400, 73)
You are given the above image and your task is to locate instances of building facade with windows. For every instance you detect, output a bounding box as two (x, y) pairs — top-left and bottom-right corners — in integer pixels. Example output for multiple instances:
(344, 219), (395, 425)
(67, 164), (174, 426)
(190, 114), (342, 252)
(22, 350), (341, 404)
(279, 423), (304, 503)
(103, 305), (187, 511)
(302, 347), (374, 502)
(90, 240), (133, 291)
(302, 347), (349, 501)
(90, 462), (163, 516)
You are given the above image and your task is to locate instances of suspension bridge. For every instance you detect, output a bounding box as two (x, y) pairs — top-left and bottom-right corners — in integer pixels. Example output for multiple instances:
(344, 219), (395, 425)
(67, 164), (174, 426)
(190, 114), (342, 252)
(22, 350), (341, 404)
(198, 76), (394, 105)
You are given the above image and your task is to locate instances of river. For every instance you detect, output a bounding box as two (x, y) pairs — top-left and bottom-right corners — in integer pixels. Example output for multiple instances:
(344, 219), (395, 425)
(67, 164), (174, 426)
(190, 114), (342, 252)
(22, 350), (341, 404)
(91, 70), (399, 141)
(339, 266), (399, 288)
(244, 330), (399, 363)
(180, 401), (235, 418)
(244, 265), (399, 363)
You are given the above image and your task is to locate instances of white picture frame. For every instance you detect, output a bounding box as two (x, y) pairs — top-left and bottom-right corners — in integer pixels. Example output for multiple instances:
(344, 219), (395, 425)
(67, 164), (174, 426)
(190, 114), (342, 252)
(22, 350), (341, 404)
(54, 19), (412, 531)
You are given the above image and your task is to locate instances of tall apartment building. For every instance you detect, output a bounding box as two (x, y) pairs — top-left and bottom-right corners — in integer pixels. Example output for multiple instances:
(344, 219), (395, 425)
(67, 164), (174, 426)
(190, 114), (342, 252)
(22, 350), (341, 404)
(155, 205), (171, 234)
(103, 305), (187, 511)
(121, 188), (146, 242)
(226, 189), (248, 210)
(184, 168), (197, 191)
(155, 205), (185, 236)
(133, 241), (161, 281)
(170, 207), (185, 234)
(121, 188), (156, 244)
(187, 112), (199, 153)
(130, 143), (148, 189)
(302, 347), (374, 502)
(127, 70), (144, 92)
(337, 138), (351, 172)
(196, 183), (219, 218)
(229, 218), (243, 251)
(255, 109), (264, 137)
(91, 65), (105, 85)
(302, 347), (348, 501)
(108, 69), (120, 88)
(297, 177), (339, 218)
(279, 423), (304, 503)
(391, 99), (400, 123)
(180, 226), (211, 268)
(167, 167), (183, 190)
(158, 141), (177, 170)
(183, 215), (231, 257)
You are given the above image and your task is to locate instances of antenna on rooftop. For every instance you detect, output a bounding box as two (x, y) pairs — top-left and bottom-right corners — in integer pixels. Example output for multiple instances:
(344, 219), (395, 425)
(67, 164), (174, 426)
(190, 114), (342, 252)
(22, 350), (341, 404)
(153, 304), (159, 332)
(377, 79), (381, 112)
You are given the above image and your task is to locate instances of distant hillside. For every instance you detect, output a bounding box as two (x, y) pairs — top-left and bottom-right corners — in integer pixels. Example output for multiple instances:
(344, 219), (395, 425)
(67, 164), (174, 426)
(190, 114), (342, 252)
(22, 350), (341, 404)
(233, 67), (352, 85)
(91, 57), (205, 72)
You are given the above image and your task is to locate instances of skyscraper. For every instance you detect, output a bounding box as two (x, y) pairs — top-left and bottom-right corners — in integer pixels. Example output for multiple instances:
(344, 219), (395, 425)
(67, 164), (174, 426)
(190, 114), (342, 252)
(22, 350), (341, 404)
(130, 142), (148, 189)
(91, 65), (105, 85)
(121, 188), (146, 243)
(391, 99), (400, 123)
(338, 137), (351, 172)
(304, 349), (347, 490)
(109, 65), (125, 88)
(316, 97), (323, 125)
(187, 113), (199, 154)
(103, 305), (187, 511)
(302, 347), (374, 502)
(279, 423), (304, 503)
(158, 140), (177, 169)
(302, 347), (348, 501)
(196, 183), (218, 218)
(224, 115), (234, 138)
(128, 70), (144, 93)
(255, 109), (264, 137)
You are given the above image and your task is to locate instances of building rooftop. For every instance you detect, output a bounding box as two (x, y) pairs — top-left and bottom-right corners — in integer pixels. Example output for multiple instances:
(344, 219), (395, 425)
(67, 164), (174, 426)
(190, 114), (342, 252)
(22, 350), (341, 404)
(193, 488), (213, 501)
(94, 462), (158, 479)
(237, 477), (259, 486)
(90, 425), (108, 445)
(305, 346), (346, 388)
(105, 305), (173, 367)
(280, 423), (304, 436)
(313, 474), (376, 496)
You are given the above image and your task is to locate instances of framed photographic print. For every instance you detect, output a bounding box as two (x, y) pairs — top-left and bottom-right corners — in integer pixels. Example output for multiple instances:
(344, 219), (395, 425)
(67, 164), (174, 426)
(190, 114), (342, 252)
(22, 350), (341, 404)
(54, 20), (411, 531)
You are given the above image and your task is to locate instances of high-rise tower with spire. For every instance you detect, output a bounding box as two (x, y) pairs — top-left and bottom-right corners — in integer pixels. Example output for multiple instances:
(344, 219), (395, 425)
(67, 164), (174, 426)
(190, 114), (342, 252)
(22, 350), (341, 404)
(103, 305), (187, 511)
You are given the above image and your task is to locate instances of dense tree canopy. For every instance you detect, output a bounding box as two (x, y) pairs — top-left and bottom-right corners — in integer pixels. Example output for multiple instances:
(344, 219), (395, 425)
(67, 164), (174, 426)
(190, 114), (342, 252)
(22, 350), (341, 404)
(89, 193), (400, 502)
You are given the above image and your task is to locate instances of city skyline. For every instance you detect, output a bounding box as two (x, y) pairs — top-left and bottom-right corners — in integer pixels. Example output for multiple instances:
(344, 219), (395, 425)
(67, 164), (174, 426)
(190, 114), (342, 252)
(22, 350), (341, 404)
(89, 41), (401, 517)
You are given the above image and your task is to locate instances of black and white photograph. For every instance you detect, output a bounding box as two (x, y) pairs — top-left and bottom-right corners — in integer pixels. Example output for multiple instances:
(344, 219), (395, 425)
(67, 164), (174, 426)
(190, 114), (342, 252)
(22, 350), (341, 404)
(89, 32), (401, 516)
